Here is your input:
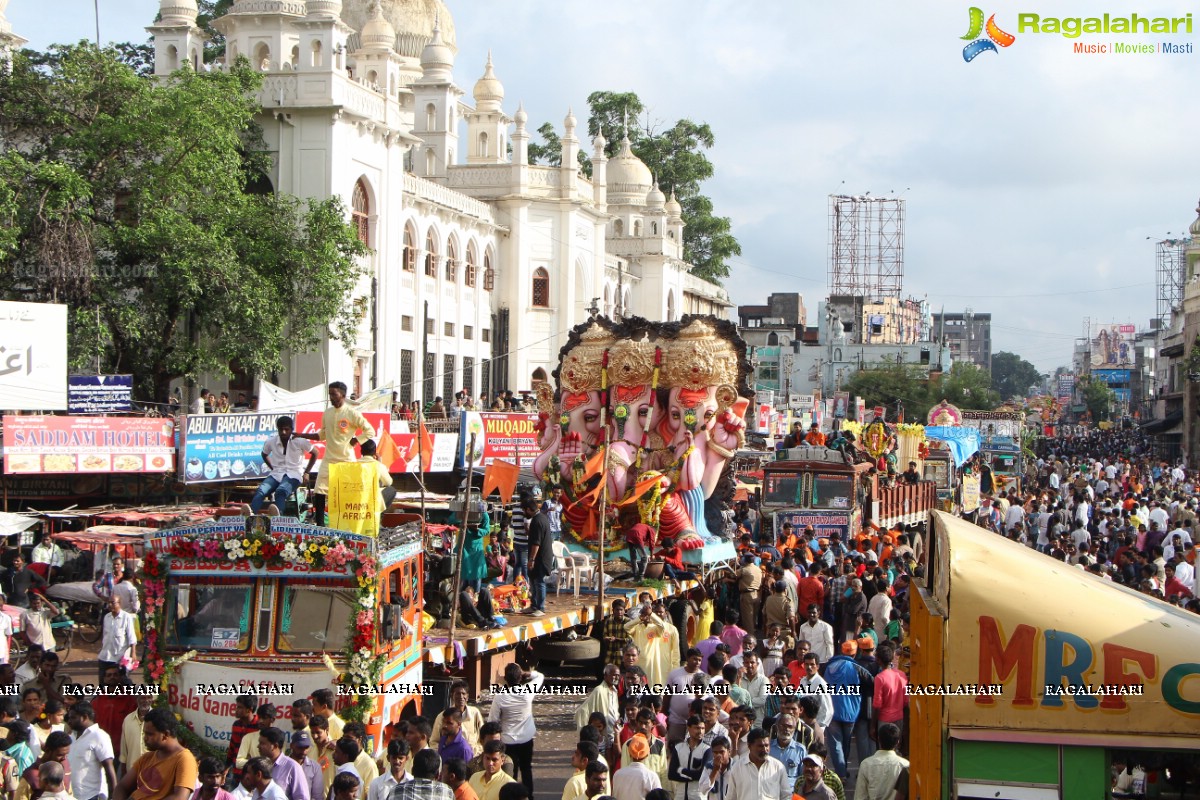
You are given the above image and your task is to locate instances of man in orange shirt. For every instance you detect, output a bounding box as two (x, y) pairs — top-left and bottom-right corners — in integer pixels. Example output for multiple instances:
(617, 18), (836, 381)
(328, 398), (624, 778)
(112, 708), (198, 800)
(805, 424), (826, 447)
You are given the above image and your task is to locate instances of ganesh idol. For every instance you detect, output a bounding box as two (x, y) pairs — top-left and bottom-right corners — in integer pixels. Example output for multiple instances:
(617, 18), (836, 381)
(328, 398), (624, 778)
(657, 319), (750, 538)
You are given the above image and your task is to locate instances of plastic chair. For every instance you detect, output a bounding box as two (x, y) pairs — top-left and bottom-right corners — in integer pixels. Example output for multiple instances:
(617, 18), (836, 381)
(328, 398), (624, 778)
(552, 540), (585, 597)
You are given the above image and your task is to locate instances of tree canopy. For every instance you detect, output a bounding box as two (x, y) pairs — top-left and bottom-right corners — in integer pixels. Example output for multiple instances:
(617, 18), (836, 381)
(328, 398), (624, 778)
(843, 360), (1000, 423)
(528, 90), (741, 283)
(0, 45), (367, 400)
(1080, 377), (1116, 422)
(991, 351), (1041, 400)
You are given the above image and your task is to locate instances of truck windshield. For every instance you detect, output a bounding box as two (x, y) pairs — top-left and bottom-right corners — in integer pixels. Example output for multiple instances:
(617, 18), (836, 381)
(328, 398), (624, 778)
(763, 472), (802, 506)
(165, 582), (252, 652)
(277, 584), (356, 653)
(923, 461), (949, 487)
(811, 474), (853, 510)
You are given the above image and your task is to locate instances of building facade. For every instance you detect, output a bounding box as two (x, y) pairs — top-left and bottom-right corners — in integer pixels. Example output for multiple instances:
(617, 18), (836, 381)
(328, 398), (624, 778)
(147, 0), (730, 402)
(931, 311), (992, 372)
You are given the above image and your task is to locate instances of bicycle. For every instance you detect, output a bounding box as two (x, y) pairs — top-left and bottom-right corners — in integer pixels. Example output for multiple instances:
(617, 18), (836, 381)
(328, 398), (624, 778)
(63, 600), (103, 645)
(50, 614), (76, 663)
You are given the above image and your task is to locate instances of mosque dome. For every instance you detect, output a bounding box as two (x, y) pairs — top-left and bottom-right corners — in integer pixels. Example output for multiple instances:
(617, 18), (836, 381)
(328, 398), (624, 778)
(473, 52), (503, 110)
(419, 17), (453, 77)
(359, 2), (396, 51)
(646, 183), (666, 210)
(606, 135), (654, 206)
(159, 0), (199, 25)
(666, 191), (683, 219)
(306, 0), (343, 18)
(1191, 199), (1200, 237)
(340, 0), (455, 59)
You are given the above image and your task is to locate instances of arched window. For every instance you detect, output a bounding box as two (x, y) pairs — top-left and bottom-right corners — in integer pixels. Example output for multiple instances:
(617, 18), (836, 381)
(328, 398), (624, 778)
(254, 43), (271, 71)
(532, 367), (548, 385)
(290, 45), (299, 69)
(311, 40), (323, 67)
(191, 48), (200, 70)
(166, 45), (178, 71)
(445, 238), (458, 282)
(603, 286), (611, 318)
(651, 222), (658, 235)
(424, 230), (439, 277)
(614, 219), (624, 236)
(351, 179), (370, 246)
(465, 243), (478, 288)
(483, 251), (495, 291)
(367, 69), (378, 86)
(667, 290), (675, 322)
(633, 220), (642, 237)
(531, 268), (550, 307)
(767, 332), (779, 346)
(402, 223), (417, 272)
(425, 149), (435, 177)
(425, 103), (436, 131)
(478, 132), (489, 158)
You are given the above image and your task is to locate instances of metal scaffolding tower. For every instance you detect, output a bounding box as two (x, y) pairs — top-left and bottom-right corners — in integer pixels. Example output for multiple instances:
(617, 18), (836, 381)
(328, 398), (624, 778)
(1156, 238), (1189, 326)
(828, 195), (905, 298)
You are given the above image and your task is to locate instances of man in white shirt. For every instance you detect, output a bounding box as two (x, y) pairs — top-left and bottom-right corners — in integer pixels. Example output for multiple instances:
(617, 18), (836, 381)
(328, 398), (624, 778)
(486, 663), (543, 792)
(30, 537), (66, 583)
(67, 702), (117, 800)
(98, 596), (138, 683)
(796, 605), (834, 665)
(251, 417), (317, 514)
(796, 653), (833, 728)
(736, 655), (767, 727)
(1003, 503), (1025, 536)
(366, 739), (411, 800)
(1149, 502), (1170, 532)
(0, 605), (12, 665)
(726, 729), (791, 800)
(244, 757), (288, 800)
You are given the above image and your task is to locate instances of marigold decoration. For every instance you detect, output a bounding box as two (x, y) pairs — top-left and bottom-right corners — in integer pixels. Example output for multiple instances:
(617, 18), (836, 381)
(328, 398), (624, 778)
(142, 534), (385, 724)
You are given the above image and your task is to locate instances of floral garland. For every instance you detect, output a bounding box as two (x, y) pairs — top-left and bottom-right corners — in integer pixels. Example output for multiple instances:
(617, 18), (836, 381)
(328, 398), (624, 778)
(142, 534), (387, 725)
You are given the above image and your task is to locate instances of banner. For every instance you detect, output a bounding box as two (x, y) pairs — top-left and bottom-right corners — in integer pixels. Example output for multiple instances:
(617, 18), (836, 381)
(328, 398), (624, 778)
(459, 412), (540, 469)
(258, 381), (395, 413)
(327, 462), (379, 537)
(3, 415), (174, 474)
(68, 375), (133, 414)
(773, 510), (851, 539)
(180, 413), (280, 483)
(1090, 324), (1135, 368)
(0, 301), (67, 410)
(294, 411), (392, 471)
(379, 431), (457, 473)
(833, 392), (849, 419)
(924, 426), (980, 467)
(960, 473), (981, 513)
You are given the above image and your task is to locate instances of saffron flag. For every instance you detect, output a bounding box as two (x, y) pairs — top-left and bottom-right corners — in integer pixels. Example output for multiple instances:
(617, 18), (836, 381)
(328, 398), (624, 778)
(418, 421), (435, 472)
(328, 462), (380, 537)
(482, 459), (520, 504)
(375, 433), (403, 473)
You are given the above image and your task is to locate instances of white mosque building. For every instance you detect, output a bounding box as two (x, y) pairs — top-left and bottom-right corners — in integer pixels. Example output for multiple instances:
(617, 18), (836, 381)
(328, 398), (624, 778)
(143, 0), (732, 404)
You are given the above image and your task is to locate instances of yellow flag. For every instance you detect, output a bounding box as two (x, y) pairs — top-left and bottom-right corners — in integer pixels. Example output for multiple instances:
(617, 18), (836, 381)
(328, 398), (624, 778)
(328, 462), (380, 537)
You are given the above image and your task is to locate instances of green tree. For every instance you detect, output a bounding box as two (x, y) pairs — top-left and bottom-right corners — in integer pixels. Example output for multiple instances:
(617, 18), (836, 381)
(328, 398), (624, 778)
(842, 361), (930, 422)
(991, 351), (1042, 400)
(0, 45), (366, 400)
(927, 362), (1001, 416)
(1081, 377), (1116, 421)
(528, 90), (741, 283)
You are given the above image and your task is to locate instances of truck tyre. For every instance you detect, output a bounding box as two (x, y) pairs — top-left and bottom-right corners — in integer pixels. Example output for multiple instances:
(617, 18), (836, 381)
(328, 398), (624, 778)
(533, 636), (601, 662)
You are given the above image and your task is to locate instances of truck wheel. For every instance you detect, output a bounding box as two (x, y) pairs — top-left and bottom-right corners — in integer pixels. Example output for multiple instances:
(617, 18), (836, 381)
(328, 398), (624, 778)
(533, 636), (601, 662)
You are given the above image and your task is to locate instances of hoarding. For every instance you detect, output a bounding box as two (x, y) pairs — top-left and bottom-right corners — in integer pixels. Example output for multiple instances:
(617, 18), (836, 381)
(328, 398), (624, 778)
(2, 415), (175, 474)
(0, 301), (68, 410)
(68, 375), (133, 413)
(459, 412), (540, 469)
(179, 413), (280, 483)
(1090, 324), (1135, 368)
(1091, 369), (1131, 386)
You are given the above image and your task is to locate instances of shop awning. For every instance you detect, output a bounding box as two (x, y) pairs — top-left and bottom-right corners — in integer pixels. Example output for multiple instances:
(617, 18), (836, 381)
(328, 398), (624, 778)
(1139, 411), (1183, 435)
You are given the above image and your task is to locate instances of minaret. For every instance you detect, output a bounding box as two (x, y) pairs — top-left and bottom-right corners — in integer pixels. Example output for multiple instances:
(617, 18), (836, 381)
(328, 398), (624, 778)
(147, 0), (205, 75)
(511, 102), (529, 166)
(411, 16), (461, 179)
(591, 129), (608, 211)
(464, 52), (511, 165)
(352, 0), (397, 91)
(0, 0), (27, 73)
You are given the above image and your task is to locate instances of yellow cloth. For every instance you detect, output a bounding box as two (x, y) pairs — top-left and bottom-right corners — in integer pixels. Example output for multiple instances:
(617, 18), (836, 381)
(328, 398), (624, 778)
(315, 405), (376, 491)
(354, 750), (379, 787)
(235, 730), (261, 769)
(561, 770), (587, 800)
(693, 599), (714, 646)
(625, 614), (678, 691)
(362, 456), (393, 510)
(326, 714), (345, 742)
(468, 769), (515, 800)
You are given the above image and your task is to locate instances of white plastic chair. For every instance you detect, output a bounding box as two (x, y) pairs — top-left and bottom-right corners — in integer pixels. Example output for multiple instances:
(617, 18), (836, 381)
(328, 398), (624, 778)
(552, 540), (588, 597)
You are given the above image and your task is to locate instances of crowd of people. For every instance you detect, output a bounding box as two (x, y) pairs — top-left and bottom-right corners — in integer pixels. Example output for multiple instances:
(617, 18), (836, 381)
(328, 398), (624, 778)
(969, 430), (1200, 610)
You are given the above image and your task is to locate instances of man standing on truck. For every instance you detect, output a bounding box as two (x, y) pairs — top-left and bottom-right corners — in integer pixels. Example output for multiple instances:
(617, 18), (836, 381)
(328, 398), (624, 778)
(300, 382), (376, 527)
(251, 417), (316, 514)
(524, 496), (554, 617)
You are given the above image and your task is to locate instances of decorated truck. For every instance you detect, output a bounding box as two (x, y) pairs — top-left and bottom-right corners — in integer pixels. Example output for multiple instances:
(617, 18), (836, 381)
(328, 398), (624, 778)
(910, 511), (1200, 799)
(147, 516), (425, 755)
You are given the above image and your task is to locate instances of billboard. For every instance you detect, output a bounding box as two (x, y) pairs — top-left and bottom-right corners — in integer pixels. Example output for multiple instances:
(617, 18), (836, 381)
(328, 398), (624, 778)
(0, 301), (68, 410)
(68, 375), (134, 414)
(1056, 373), (1075, 402)
(459, 412), (540, 470)
(3, 415), (175, 474)
(1091, 369), (1131, 386)
(1090, 324), (1135, 368)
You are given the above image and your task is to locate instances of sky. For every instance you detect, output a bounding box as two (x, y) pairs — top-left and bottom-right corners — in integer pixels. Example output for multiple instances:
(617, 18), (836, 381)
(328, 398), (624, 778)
(8, 0), (1200, 374)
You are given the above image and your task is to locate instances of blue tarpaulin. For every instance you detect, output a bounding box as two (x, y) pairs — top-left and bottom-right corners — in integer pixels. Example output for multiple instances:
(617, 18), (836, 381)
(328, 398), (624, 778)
(924, 426), (980, 467)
